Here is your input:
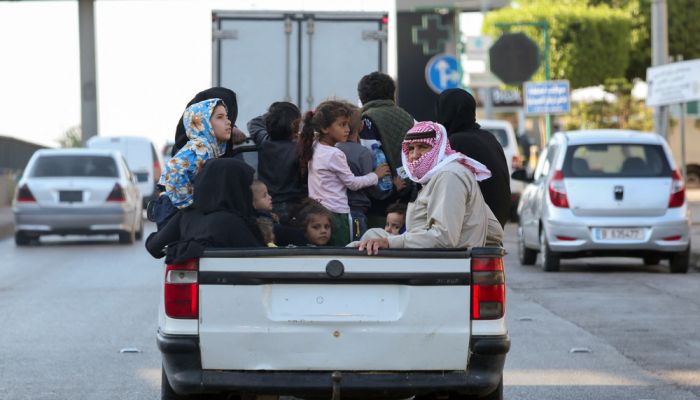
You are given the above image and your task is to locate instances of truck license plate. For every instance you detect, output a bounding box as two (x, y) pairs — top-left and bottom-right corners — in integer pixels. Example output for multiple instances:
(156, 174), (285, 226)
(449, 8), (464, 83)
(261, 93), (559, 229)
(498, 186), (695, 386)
(595, 228), (644, 241)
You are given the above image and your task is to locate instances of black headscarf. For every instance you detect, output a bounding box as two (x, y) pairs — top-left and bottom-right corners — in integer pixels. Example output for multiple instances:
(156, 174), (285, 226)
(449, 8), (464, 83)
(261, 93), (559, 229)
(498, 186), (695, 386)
(436, 88), (480, 135)
(172, 87), (238, 157)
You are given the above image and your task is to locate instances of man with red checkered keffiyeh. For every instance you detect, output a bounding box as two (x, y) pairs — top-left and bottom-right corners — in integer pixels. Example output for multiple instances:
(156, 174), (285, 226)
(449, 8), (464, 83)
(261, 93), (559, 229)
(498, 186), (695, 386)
(351, 121), (503, 255)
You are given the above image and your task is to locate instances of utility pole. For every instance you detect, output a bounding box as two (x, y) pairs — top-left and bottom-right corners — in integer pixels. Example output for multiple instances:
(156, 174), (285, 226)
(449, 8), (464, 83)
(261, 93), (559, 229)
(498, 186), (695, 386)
(78, 0), (99, 145)
(651, 0), (668, 137)
(479, 0), (493, 119)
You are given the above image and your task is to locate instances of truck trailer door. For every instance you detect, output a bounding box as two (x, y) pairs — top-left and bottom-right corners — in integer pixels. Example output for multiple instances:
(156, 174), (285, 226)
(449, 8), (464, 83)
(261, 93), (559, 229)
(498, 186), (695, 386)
(212, 11), (387, 130)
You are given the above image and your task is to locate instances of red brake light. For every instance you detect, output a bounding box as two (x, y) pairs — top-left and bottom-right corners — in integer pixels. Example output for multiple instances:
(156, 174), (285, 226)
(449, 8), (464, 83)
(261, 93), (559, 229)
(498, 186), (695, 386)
(16, 184), (36, 203)
(106, 183), (126, 202)
(669, 169), (685, 208)
(471, 257), (505, 320)
(549, 170), (569, 208)
(382, 16), (388, 24)
(164, 258), (199, 319)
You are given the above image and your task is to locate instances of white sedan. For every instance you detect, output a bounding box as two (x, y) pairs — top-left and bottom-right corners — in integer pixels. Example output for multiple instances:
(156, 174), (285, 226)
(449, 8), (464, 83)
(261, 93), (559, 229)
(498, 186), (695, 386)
(13, 148), (143, 246)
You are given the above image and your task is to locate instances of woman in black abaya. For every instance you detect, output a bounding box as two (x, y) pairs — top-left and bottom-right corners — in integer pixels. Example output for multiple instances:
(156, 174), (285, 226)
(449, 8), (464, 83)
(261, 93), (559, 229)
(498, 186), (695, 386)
(146, 158), (264, 263)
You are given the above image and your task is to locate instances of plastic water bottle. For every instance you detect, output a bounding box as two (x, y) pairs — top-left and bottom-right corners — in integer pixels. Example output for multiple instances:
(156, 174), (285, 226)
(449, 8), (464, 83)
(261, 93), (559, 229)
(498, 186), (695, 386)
(371, 144), (393, 192)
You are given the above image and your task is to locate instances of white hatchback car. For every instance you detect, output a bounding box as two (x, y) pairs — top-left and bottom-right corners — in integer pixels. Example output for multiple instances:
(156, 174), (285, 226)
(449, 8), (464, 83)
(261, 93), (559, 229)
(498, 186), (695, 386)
(515, 130), (690, 273)
(13, 149), (143, 246)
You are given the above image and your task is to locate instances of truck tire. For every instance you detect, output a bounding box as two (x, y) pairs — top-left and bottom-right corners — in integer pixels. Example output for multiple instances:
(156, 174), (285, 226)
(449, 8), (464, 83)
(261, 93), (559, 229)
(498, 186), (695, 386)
(15, 232), (30, 246)
(540, 230), (560, 272)
(669, 247), (690, 274)
(518, 229), (537, 266)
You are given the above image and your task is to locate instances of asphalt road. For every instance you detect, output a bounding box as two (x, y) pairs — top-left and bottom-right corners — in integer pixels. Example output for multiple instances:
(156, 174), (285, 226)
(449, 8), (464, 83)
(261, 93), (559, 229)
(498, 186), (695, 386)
(0, 222), (698, 400)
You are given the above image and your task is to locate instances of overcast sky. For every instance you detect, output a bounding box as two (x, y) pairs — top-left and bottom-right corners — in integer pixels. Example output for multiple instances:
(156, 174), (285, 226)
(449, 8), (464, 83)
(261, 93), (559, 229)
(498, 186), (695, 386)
(0, 0), (481, 150)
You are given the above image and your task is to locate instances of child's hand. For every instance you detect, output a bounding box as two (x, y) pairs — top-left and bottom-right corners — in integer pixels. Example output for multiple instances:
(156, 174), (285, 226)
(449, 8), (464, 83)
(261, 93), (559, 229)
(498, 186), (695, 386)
(374, 163), (390, 178)
(393, 175), (407, 191)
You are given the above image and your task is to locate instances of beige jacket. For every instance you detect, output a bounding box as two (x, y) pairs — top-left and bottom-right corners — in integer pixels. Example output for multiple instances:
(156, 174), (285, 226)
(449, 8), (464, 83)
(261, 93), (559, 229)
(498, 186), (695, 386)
(387, 162), (503, 249)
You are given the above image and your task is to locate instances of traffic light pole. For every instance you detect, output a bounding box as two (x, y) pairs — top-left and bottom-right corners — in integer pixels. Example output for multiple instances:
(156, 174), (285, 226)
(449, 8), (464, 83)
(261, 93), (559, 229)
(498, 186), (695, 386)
(495, 21), (551, 141)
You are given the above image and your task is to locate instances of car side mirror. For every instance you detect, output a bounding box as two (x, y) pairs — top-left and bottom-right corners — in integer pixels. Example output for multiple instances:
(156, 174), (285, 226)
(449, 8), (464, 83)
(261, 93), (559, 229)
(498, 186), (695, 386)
(511, 169), (534, 183)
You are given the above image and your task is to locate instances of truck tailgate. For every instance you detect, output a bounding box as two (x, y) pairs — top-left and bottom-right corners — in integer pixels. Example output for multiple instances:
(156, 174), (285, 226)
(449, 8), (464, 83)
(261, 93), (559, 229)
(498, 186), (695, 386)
(197, 250), (471, 371)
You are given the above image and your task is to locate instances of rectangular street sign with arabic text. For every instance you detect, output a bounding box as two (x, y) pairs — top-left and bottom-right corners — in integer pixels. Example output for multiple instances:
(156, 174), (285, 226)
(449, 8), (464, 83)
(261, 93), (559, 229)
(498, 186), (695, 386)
(524, 80), (570, 115)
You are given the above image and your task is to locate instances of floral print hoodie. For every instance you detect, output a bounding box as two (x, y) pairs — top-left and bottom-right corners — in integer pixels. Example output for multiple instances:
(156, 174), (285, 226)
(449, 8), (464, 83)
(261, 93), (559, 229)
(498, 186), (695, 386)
(159, 98), (227, 209)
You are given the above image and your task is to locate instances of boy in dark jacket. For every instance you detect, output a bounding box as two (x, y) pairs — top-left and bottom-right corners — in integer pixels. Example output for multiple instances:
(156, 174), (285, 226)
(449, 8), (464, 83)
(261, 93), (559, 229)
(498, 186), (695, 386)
(336, 105), (391, 240)
(247, 102), (306, 224)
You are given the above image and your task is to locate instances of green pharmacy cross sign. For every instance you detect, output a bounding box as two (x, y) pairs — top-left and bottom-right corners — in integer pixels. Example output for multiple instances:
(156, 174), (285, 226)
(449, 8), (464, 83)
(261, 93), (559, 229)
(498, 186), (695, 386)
(412, 15), (451, 56)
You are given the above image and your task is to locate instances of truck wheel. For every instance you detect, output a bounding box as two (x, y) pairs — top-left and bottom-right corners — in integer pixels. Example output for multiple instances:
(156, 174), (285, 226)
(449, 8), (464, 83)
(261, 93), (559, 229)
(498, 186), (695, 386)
(540, 230), (560, 272)
(518, 228), (537, 266)
(15, 232), (31, 246)
(669, 247), (690, 274)
(119, 229), (135, 244)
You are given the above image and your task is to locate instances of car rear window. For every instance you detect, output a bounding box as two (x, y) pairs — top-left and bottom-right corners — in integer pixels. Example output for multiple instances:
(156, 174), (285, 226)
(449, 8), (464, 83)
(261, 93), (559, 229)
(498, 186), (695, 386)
(482, 128), (509, 147)
(563, 143), (671, 178)
(31, 155), (119, 178)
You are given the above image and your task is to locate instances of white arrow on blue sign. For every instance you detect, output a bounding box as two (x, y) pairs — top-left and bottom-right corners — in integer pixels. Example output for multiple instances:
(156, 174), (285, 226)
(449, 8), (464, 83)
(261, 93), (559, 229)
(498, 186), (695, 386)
(524, 80), (571, 115)
(425, 54), (462, 94)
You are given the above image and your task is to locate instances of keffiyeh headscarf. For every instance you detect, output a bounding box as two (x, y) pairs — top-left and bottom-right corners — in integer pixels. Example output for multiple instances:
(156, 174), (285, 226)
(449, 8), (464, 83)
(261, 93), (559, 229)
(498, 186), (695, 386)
(160, 98), (228, 208)
(401, 121), (491, 184)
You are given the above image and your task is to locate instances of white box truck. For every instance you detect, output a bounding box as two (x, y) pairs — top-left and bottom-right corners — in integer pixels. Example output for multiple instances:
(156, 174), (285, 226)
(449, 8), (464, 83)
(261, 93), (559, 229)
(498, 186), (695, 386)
(211, 10), (389, 131)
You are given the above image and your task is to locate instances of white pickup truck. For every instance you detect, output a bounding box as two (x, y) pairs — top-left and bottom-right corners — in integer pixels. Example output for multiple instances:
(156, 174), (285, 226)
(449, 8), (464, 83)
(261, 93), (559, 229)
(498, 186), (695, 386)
(157, 246), (509, 400)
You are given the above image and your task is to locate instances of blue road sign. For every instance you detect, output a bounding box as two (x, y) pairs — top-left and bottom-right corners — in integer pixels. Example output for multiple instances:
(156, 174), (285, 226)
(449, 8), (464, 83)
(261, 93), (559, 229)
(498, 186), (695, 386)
(524, 80), (570, 115)
(425, 54), (461, 94)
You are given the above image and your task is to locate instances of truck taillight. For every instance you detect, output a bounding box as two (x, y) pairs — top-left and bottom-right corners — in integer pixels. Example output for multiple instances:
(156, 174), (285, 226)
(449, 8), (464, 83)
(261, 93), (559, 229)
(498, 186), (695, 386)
(164, 258), (199, 319)
(106, 183), (126, 202)
(548, 170), (569, 208)
(669, 169), (685, 208)
(16, 184), (36, 203)
(471, 257), (505, 320)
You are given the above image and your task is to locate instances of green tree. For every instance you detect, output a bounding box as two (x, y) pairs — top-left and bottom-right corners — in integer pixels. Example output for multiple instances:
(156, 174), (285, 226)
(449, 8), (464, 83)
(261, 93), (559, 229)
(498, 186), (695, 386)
(483, 2), (632, 88)
(58, 125), (82, 148)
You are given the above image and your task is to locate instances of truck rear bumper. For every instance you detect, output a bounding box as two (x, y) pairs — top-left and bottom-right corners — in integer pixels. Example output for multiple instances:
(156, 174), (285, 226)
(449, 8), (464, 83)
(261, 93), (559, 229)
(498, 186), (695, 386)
(158, 331), (510, 398)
